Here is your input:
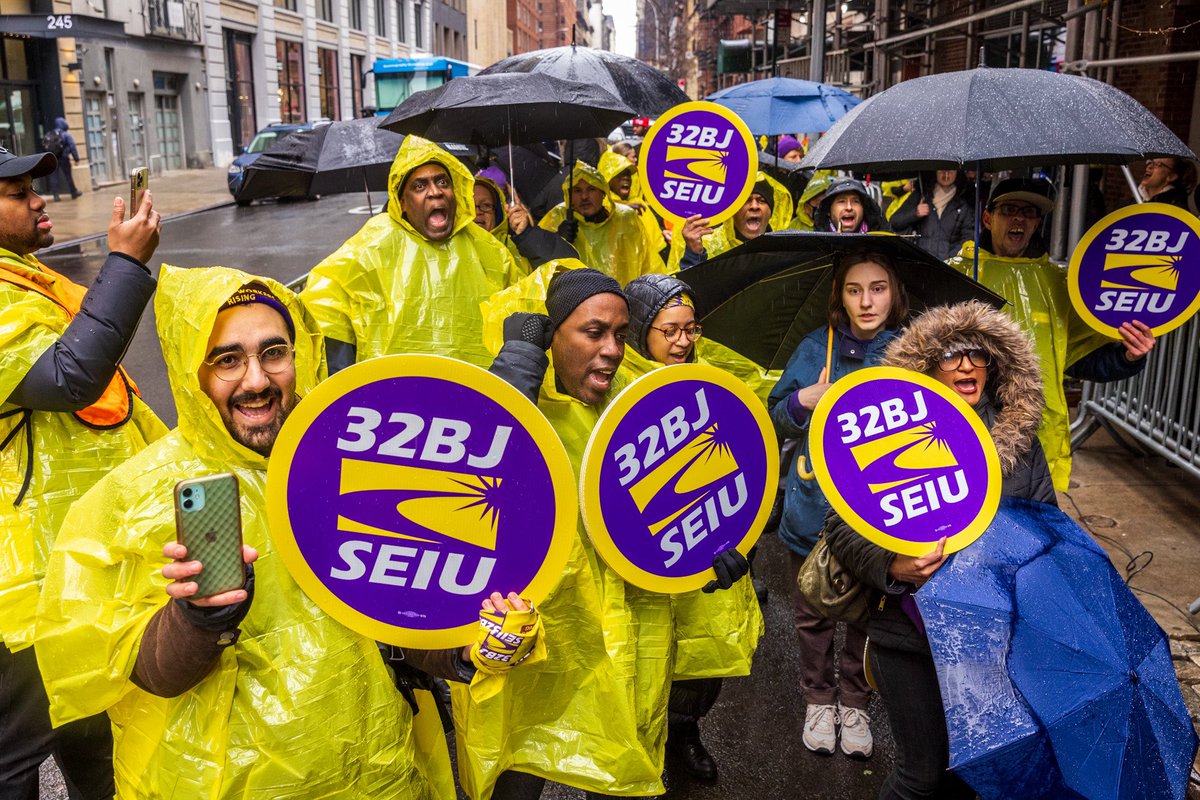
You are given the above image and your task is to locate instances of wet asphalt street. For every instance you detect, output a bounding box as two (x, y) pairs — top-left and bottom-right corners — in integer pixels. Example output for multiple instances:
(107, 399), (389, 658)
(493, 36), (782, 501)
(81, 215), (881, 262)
(37, 196), (895, 799)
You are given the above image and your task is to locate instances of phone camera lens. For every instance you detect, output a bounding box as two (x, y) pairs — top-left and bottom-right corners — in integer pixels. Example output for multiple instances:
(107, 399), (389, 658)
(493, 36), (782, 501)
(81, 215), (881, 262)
(183, 488), (193, 497)
(183, 500), (193, 510)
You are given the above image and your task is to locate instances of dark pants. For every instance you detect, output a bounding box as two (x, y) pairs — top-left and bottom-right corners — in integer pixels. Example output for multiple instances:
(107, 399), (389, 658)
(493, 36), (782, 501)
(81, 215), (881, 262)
(0, 645), (114, 800)
(492, 770), (650, 800)
(48, 160), (79, 198)
(667, 677), (722, 726)
(869, 643), (975, 800)
(788, 551), (871, 709)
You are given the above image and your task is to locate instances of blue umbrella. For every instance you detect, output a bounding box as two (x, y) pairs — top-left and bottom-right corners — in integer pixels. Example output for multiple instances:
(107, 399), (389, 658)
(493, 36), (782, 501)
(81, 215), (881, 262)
(705, 77), (861, 136)
(917, 497), (1198, 800)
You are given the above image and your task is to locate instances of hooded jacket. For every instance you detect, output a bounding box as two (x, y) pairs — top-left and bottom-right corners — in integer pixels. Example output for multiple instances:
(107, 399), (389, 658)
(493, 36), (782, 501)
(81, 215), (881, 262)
(787, 170), (838, 232)
(0, 248), (166, 650)
(35, 266), (447, 799)
(621, 273), (767, 681)
(598, 150), (666, 256)
(538, 160), (665, 284)
(947, 241), (1144, 491)
(475, 174), (530, 274)
(459, 260), (669, 798)
(888, 174), (975, 261)
(51, 117), (79, 161)
(812, 177), (891, 233)
(824, 301), (1057, 653)
(669, 171), (795, 271)
(301, 136), (521, 370)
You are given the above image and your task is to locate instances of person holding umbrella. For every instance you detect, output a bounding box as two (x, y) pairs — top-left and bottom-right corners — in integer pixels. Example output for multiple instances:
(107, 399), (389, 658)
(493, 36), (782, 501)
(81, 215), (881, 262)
(947, 177), (1156, 491)
(889, 170), (975, 261)
(301, 136), (523, 373)
(823, 299), (1058, 800)
(538, 160), (664, 284)
(473, 166), (579, 275)
(766, 249), (910, 759)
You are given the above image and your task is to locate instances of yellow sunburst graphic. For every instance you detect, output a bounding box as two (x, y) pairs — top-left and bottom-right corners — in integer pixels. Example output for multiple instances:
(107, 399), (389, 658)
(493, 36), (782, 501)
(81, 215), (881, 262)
(848, 423), (959, 493)
(1101, 253), (1181, 291)
(663, 145), (729, 184)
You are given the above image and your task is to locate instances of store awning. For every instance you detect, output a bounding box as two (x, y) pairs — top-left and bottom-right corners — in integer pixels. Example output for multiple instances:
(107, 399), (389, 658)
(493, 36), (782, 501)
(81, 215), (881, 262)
(0, 14), (127, 40)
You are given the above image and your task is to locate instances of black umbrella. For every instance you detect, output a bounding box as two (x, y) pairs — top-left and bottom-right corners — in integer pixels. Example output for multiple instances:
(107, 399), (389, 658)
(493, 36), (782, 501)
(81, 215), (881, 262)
(800, 66), (1196, 173)
(684, 231), (1007, 371)
(380, 72), (634, 147)
(479, 45), (689, 117)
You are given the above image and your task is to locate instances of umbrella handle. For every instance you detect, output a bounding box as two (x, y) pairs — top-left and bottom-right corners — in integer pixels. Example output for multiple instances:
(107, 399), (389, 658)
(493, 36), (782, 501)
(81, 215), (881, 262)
(567, 139), (575, 217)
(973, 164), (981, 281)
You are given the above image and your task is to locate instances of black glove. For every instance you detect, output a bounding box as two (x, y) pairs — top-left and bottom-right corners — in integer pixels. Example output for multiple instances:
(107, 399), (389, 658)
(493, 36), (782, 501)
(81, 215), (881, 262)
(703, 548), (750, 593)
(503, 312), (553, 351)
(557, 217), (579, 242)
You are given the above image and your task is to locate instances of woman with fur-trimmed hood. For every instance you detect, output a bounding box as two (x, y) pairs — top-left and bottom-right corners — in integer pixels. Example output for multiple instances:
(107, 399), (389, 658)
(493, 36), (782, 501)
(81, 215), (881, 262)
(825, 300), (1056, 800)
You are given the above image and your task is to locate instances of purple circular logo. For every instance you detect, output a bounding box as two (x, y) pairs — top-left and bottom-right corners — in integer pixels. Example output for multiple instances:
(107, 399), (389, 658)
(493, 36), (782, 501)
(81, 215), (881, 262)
(1069, 203), (1200, 338)
(810, 368), (1000, 556)
(267, 356), (575, 647)
(638, 101), (758, 226)
(581, 366), (777, 592)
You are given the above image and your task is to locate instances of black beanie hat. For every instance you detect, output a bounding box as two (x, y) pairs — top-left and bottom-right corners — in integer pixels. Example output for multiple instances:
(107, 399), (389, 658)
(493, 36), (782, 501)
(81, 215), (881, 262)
(751, 180), (775, 211)
(545, 268), (626, 331)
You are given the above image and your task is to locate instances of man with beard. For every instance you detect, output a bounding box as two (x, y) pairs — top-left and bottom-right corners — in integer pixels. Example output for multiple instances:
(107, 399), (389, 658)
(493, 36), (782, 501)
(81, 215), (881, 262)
(812, 177), (890, 234)
(672, 173), (792, 270)
(303, 136), (521, 373)
(36, 266), (515, 798)
(948, 178), (1156, 491)
(0, 147), (164, 798)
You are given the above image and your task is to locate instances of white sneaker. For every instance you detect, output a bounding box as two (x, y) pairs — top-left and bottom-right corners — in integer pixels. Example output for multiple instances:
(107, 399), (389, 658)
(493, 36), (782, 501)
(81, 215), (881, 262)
(802, 703), (838, 755)
(838, 702), (874, 758)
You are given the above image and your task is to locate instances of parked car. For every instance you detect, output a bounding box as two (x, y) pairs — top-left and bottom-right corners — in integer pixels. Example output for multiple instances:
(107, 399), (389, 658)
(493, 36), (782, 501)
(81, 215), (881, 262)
(227, 120), (330, 205)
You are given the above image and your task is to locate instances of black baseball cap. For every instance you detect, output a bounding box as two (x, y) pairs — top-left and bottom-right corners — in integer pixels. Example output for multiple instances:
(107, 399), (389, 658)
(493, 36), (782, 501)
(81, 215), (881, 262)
(988, 178), (1054, 213)
(0, 147), (56, 180)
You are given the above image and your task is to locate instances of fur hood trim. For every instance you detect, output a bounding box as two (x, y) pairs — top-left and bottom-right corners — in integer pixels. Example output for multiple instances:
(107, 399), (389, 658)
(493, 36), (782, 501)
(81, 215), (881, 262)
(881, 301), (1044, 476)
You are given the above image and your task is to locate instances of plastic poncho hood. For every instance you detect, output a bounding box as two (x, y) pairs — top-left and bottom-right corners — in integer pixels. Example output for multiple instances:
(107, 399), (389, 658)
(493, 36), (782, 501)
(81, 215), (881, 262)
(789, 170), (838, 231)
(301, 136), (520, 369)
(35, 266), (446, 799)
(598, 149), (636, 200)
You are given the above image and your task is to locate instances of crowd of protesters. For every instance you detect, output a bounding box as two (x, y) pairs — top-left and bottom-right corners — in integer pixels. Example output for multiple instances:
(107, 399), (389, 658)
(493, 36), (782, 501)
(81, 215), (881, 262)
(0, 113), (1186, 800)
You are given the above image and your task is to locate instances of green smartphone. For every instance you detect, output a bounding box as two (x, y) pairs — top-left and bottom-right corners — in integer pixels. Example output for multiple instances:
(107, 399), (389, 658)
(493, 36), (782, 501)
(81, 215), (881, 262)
(173, 473), (245, 599)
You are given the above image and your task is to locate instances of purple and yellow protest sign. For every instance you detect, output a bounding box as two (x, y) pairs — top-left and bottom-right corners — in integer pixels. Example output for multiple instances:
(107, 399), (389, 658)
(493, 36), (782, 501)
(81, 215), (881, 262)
(1069, 202), (1200, 338)
(638, 101), (758, 226)
(579, 365), (777, 593)
(266, 354), (576, 648)
(809, 367), (1000, 557)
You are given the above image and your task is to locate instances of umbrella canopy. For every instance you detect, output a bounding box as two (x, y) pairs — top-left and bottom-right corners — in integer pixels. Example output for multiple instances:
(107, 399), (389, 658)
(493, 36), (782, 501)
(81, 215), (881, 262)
(918, 497), (1199, 800)
(479, 45), (688, 117)
(706, 77), (862, 136)
(380, 72), (634, 147)
(801, 66), (1197, 173)
(684, 231), (1006, 370)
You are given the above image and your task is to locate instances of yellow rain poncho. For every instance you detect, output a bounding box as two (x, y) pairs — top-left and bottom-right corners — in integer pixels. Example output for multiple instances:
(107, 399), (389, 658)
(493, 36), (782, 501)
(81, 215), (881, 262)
(0, 248), (165, 651)
(948, 241), (1114, 491)
(667, 171), (794, 271)
(301, 135), (521, 369)
(476, 174), (533, 276)
(539, 160), (665, 284)
(788, 170), (838, 231)
(35, 265), (447, 799)
(453, 260), (669, 798)
(598, 150), (667, 258)
(619, 345), (768, 680)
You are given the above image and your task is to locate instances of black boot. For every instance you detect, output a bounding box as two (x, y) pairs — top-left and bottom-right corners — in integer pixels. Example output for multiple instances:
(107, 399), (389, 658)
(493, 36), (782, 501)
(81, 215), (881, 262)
(666, 721), (718, 782)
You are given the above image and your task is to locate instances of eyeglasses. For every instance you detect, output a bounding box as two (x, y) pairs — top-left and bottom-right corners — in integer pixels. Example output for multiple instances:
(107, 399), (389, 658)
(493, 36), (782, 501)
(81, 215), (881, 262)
(475, 202), (496, 215)
(994, 203), (1042, 219)
(937, 349), (992, 372)
(651, 324), (702, 343)
(203, 344), (295, 382)
(1144, 160), (1175, 171)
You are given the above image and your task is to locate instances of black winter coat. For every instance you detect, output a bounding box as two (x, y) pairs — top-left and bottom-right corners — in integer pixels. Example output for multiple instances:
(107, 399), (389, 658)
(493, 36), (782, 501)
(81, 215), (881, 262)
(889, 190), (975, 261)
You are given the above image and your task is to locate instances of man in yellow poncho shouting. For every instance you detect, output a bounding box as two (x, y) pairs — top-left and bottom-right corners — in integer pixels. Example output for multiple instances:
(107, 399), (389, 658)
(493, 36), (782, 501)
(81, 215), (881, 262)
(669, 172), (794, 272)
(34, 266), (463, 799)
(302, 136), (522, 372)
(0, 147), (165, 797)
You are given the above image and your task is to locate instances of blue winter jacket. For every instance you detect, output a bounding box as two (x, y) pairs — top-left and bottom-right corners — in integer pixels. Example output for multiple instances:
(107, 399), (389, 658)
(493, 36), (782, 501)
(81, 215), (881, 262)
(767, 323), (900, 557)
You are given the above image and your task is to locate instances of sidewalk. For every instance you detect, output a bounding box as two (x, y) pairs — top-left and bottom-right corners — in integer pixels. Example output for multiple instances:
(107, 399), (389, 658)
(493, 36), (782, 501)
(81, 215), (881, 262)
(43, 166), (232, 248)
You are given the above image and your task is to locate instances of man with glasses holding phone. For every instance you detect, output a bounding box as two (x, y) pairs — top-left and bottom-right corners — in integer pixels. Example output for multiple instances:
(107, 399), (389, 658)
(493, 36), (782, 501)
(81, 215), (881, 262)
(949, 177), (1156, 492)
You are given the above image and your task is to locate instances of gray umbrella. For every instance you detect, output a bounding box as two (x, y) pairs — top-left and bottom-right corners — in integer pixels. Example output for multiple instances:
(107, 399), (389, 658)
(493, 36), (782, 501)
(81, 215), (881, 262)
(801, 66), (1197, 173)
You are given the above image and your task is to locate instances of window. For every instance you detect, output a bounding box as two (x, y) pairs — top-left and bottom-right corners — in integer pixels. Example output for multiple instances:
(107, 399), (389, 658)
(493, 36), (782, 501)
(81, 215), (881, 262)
(396, 0), (407, 40)
(224, 30), (257, 153)
(318, 0), (334, 21)
(375, 0), (387, 35)
(350, 53), (366, 117)
(318, 48), (340, 120)
(349, 0), (364, 30)
(276, 39), (305, 123)
(414, 1), (424, 48)
(274, 0), (297, 10)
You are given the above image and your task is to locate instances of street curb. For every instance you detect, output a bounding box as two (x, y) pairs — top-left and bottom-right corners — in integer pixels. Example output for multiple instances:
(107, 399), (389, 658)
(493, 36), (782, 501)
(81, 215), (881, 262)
(43, 200), (237, 254)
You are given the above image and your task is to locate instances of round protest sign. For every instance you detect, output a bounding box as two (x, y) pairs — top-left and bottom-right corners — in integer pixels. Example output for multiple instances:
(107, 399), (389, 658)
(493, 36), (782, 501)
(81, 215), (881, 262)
(809, 367), (1000, 557)
(638, 101), (758, 226)
(266, 354), (576, 648)
(579, 364), (778, 593)
(1068, 202), (1200, 338)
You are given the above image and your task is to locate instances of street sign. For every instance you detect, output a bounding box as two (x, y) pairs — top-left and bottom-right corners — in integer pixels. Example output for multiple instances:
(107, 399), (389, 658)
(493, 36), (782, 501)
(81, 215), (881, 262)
(809, 367), (1001, 556)
(1068, 202), (1200, 338)
(638, 101), (758, 226)
(579, 364), (777, 592)
(266, 354), (577, 648)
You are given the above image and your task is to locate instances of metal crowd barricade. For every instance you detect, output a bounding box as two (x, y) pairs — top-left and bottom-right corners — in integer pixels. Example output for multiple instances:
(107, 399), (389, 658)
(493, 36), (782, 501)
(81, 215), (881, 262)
(1070, 314), (1200, 481)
